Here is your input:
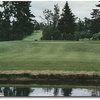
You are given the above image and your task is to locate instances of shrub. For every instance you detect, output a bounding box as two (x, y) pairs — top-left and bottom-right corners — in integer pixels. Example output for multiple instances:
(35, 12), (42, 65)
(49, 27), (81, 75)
(41, 25), (61, 40)
(92, 32), (100, 40)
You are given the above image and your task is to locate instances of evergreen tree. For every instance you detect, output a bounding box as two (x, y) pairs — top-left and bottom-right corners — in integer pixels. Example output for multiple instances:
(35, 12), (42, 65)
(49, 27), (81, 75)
(11, 1), (35, 40)
(91, 1), (100, 35)
(0, 12), (3, 41)
(0, 2), (12, 41)
(58, 2), (76, 40)
(0, 1), (35, 41)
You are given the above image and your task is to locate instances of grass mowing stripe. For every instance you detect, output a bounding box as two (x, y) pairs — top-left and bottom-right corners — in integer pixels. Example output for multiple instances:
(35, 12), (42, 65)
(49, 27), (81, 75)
(0, 31), (100, 71)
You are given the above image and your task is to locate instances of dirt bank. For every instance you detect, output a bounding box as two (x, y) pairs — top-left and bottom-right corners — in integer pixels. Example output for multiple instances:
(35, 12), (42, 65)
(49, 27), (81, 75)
(0, 70), (100, 86)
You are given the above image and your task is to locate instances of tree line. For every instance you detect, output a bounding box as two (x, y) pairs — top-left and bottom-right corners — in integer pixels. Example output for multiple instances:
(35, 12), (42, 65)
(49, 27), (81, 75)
(0, 1), (100, 41)
(0, 1), (34, 41)
(40, 1), (100, 41)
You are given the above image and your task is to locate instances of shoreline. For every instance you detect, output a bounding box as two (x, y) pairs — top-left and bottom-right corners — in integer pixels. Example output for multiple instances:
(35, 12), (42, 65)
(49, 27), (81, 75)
(0, 70), (100, 86)
(0, 70), (99, 75)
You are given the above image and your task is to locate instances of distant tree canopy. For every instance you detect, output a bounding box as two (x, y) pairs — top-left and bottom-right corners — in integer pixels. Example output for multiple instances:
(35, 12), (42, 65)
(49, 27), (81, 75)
(75, 18), (92, 40)
(41, 1), (100, 41)
(90, 1), (100, 40)
(1, 1), (100, 41)
(91, 2), (100, 34)
(41, 2), (76, 40)
(34, 20), (40, 30)
(41, 4), (61, 40)
(0, 1), (35, 41)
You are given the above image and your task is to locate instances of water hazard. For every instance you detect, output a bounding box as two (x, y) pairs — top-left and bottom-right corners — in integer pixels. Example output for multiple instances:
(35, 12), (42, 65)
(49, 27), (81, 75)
(0, 86), (100, 96)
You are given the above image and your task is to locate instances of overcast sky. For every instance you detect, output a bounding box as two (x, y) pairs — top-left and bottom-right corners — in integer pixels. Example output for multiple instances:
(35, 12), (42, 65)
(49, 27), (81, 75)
(30, 1), (99, 22)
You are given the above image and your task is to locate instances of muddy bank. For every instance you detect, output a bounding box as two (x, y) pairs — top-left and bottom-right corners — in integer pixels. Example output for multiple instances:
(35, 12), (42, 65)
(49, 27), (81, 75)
(0, 70), (100, 86)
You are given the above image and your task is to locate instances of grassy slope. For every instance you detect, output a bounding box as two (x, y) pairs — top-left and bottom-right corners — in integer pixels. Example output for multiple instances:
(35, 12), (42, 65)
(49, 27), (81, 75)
(23, 30), (42, 41)
(0, 31), (100, 71)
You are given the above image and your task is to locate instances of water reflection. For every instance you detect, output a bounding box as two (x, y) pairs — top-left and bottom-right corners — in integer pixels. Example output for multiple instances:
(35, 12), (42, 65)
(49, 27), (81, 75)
(61, 88), (72, 96)
(0, 87), (100, 96)
(0, 87), (31, 96)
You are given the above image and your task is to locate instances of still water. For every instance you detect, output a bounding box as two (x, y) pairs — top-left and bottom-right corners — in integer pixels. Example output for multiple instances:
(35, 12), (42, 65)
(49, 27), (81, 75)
(0, 86), (100, 96)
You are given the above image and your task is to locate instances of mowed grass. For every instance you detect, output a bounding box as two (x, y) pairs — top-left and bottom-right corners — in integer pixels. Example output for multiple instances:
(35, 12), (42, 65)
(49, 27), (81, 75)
(23, 30), (42, 41)
(0, 31), (100, 71)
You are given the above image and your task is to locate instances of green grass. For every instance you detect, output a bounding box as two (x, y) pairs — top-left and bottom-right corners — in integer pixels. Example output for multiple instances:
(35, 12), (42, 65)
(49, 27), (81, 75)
(23, 30), (42, 41)
(0, 31), (100, 71)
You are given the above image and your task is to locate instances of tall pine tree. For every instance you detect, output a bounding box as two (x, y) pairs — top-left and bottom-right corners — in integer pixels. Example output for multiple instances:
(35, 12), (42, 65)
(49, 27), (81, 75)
(58, 2), (76, 40)
(11, 1), (35, 40)
(91, 1), (100, 34)
(0, 1), (35, 41)
(0, 2), (12, 41)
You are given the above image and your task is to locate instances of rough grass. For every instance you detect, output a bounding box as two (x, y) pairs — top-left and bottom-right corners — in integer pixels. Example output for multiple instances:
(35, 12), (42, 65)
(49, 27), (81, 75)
(0, 31), (100, 72)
